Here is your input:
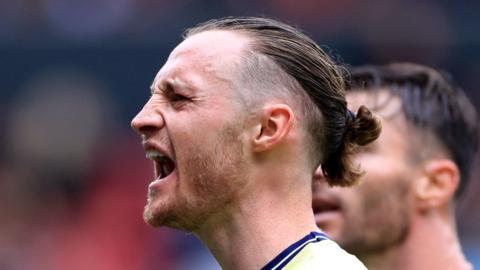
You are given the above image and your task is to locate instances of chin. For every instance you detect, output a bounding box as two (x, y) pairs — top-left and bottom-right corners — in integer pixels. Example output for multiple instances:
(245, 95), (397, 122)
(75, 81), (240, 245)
(143, 203), (166, 227)
(143, 196), (175, 226)
(143, 198), (201, 232)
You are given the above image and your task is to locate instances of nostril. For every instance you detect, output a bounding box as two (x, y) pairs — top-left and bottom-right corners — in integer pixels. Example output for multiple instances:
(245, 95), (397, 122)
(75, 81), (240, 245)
(137, 125), (158, 136)
(313, 167), (326, 181)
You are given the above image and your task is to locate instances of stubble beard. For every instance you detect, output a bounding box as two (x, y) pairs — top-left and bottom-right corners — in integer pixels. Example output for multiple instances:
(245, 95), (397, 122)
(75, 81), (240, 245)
(143, 124), (247, 232)
(338, 177), (412, 257)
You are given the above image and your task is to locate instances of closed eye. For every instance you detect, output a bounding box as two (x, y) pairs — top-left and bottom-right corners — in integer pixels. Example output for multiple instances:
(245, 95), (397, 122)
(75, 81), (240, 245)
(164, 90), (193, 109)
(151, 79), (194, 107)
(169, 92), (190, 102)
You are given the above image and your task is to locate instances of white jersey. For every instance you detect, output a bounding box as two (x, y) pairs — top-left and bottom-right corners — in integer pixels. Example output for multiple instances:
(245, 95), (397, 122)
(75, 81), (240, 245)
(261, 232), (367, 270)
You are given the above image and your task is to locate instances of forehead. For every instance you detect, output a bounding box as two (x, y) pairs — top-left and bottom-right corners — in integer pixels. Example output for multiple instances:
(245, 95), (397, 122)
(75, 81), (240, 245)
(347, 89), (403, 119)
(173, 30), (250, 61)
(153, 30), (250, 88)
(348, 89), (413, 153)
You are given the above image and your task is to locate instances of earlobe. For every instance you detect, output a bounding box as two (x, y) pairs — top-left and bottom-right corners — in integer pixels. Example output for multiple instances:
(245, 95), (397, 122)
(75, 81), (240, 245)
(415, 160), (459, 210)
(252, 104), (293, 152)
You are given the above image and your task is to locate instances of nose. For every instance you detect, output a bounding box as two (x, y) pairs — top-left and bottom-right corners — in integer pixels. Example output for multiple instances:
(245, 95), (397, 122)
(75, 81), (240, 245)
(131, 104), (164, 138)
(312, 166), (328, 189)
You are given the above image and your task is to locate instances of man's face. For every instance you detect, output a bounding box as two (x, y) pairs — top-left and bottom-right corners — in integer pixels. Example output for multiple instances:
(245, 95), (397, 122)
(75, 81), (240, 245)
(313, 90), (417, 255)
(131, 30), (251, 231)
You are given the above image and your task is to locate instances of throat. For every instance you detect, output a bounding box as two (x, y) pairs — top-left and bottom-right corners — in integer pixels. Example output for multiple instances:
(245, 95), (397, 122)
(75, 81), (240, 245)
(193, 192), (319, 270)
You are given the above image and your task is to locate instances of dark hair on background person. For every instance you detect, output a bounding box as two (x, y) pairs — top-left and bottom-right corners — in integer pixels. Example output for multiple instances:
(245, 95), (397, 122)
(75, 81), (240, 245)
(185, 16), (381, 187)
(350, 62), (479, 197)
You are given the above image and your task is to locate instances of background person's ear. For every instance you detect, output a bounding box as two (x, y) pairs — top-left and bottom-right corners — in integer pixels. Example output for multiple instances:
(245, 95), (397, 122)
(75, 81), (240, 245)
(252, 104), (293, 153)
(415, 159), (459, 211)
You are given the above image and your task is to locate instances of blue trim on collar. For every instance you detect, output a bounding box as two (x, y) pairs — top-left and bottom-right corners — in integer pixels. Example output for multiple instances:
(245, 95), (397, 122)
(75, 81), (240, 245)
(261, 231), (328, 270)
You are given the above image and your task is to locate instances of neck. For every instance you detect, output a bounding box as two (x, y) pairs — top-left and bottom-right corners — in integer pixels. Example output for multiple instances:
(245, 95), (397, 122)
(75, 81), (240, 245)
(360, 210), (472, 270)
(193, 171), (318, 270)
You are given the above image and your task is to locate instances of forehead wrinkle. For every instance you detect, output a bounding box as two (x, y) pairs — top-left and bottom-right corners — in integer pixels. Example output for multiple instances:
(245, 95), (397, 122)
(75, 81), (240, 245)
(150, 62), (193, 93)
(178, 53), (241, 97)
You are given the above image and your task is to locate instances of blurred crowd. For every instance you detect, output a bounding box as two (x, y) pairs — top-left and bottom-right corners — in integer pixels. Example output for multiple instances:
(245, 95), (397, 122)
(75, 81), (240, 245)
(0, 0), (479, 269)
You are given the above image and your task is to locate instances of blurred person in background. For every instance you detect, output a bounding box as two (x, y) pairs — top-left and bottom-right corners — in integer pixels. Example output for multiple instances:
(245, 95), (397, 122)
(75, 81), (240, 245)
(0, 70), (113, 269)
(131, 16), (381, 270)
(313, 63), (478, 270)
(0, 70), (176, 270)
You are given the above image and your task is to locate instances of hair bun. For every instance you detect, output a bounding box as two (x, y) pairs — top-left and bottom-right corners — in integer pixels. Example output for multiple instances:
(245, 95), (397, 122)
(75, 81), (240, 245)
(321, 105), (381, 187)
(346, 105), (382, 146)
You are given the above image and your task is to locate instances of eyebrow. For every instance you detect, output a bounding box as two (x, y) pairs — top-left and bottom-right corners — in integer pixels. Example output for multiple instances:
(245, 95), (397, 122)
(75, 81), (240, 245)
(150, 79), (171, 94)
(150, 79), (178, 96)
(150, 77), (194, 95)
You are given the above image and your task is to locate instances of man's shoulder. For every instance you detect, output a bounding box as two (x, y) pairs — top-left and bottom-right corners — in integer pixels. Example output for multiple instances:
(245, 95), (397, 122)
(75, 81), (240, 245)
(283, 239), (367, 270)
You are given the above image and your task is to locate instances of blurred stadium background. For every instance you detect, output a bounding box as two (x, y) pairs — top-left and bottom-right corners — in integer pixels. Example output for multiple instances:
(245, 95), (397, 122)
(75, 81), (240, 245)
(0, 0), (478, 269)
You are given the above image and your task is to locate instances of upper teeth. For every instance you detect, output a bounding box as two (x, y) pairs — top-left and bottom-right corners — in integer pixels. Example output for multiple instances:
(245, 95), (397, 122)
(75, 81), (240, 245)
(146, 150), (166, 161)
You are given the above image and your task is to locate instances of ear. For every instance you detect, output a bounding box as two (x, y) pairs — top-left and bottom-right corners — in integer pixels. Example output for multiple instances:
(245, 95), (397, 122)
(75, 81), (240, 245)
(252, 104), (293, 153)
(414, 159), (459, 211)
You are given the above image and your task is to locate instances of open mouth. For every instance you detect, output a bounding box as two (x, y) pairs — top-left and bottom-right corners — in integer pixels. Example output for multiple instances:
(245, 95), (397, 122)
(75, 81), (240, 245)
(146, 150), (176, 180)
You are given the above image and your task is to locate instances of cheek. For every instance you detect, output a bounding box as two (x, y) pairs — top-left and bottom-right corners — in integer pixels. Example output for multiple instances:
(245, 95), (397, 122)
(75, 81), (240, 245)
(337, 188), (366, 219)
(356, 150), (411, 181)
(354, 170), (413, 221)
(167, 111), (226, 135)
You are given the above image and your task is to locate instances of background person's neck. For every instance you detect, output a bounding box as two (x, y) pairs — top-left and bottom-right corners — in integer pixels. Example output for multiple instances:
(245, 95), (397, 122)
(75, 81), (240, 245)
(362, 211), (473, 270)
